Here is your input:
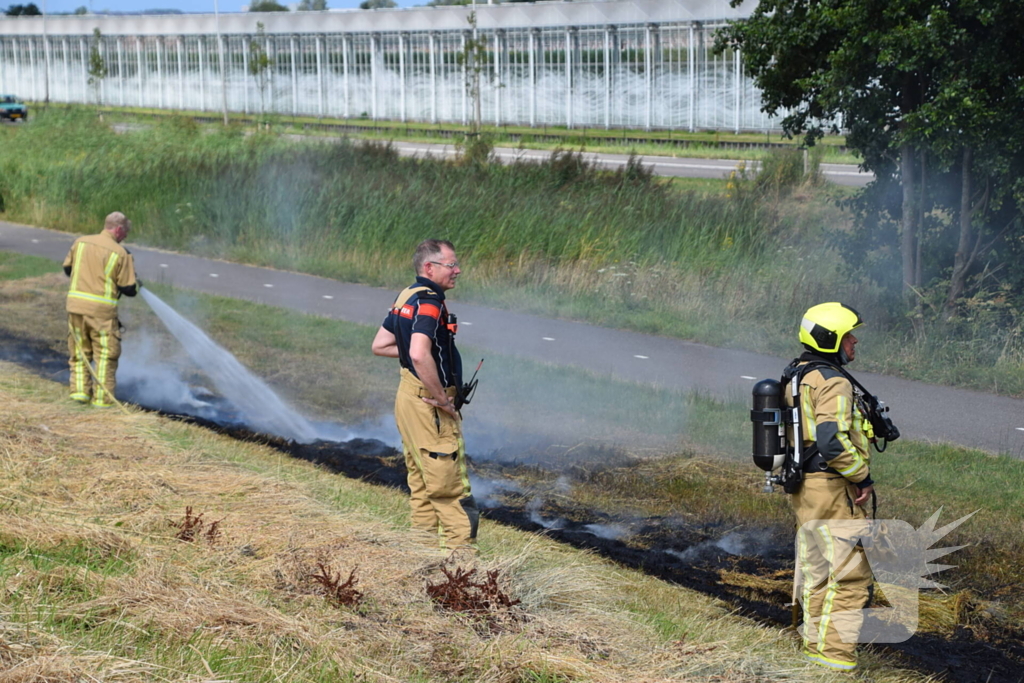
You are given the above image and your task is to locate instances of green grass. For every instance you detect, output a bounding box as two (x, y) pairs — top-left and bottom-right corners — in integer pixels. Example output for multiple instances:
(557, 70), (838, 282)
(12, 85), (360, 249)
(90, 102), (863, 164)
(2, 261), (1022, 654)
(0, 539), (136, 576)
(5, 361), (924, 683)
(1, 108), (1021, 399)
(0, 251), (59, 281)
(133, 282), (699, 445)
(149, 283), (1024, 623)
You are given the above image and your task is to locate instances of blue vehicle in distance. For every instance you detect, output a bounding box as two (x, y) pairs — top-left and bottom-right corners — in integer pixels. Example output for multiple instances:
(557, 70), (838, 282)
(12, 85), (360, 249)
(0, 95), (28, 122)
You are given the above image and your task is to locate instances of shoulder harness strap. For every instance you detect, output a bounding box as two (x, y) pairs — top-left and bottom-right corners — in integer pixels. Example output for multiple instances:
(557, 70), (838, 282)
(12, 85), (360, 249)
(390, 285), (432, 313)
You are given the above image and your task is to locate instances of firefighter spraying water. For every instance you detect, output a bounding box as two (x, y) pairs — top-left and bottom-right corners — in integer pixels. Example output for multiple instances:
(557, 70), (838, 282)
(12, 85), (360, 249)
(62, 212), (139, 408)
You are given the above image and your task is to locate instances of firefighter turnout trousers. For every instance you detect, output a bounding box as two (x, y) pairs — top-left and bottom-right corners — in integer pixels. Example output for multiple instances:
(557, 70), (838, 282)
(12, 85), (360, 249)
(394, 369), (478, 550)
(67, 314), (122, 407)
(792, 473), (873, 671)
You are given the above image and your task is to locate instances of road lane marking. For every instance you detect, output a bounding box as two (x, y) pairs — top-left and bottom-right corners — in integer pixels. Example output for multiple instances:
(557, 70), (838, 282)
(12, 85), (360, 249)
(264, 283), (274, 288)
(159, 263), (168, 268)
(634, 355), (649, 359)
(1017, 428), (1024, 432)
(462, 321), (472, 325)
(322, 295), (334, 300)
(542, 337), (555, 341)
(209, 273), (219, 278)
(741, 375), (757, 380)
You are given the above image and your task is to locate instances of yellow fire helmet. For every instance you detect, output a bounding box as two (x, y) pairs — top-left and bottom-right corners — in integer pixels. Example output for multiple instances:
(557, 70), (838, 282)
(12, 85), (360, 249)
(799, 302), (864, 354)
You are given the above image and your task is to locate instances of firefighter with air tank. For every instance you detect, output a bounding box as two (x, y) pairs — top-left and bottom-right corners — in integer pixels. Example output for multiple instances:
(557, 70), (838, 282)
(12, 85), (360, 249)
(751, 302), (900, 672)
(62, 212), (140, 407)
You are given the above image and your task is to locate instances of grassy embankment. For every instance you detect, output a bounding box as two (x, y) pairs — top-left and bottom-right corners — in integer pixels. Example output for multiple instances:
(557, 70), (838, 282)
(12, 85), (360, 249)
(0, 256), (941, 683)
(3, 251), (1022, 670)
(1, 109), (1020, 397)
(3, 364), (808, 683)
(90, 103), (863, 164)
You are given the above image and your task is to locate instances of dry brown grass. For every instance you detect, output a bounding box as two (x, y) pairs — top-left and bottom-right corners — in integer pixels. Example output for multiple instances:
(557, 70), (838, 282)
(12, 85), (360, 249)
(0, 271), (68, 343)
(0, 362), (934, 682)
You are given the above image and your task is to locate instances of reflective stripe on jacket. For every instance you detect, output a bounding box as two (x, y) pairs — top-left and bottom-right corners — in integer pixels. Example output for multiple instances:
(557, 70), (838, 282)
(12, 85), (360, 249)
(63, 232), (137, 320)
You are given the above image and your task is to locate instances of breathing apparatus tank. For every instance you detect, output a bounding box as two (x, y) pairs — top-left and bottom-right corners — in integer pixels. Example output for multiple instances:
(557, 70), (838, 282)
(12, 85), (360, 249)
(751, 379), (786, 493)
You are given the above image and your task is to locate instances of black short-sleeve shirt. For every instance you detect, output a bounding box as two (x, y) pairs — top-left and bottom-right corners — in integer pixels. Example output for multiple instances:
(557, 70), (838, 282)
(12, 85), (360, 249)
(382, 276), (462, 388)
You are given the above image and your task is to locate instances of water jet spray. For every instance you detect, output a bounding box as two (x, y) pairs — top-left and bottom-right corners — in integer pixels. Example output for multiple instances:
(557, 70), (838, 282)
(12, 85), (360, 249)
(140, 288), (318, 443)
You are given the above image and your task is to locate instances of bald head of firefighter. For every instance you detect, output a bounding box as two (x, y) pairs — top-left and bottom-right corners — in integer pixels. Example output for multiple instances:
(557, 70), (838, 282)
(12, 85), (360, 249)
(372, 240), (478, 552)
(787, 302), (875, 672)
(62, 212), (140, 407)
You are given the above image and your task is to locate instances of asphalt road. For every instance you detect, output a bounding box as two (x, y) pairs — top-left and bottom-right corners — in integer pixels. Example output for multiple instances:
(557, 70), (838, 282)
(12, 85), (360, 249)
(383, 140), (874, 187)
(3, 221), (1022, 456)
(111, 123), (873, 187)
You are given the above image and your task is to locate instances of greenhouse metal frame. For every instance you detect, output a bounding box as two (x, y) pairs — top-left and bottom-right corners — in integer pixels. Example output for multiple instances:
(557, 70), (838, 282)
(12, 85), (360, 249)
(0, 0), (776, 132)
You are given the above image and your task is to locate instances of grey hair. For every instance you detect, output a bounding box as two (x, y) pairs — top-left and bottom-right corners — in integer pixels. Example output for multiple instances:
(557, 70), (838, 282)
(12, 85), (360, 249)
(412, 239), (454, 274)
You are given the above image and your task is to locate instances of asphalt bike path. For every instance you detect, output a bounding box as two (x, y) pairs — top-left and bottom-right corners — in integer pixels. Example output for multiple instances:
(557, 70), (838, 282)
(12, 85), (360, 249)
(3, 221), (1021, 456)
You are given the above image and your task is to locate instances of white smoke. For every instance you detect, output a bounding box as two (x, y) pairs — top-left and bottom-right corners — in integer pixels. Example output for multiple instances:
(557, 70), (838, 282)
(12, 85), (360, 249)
(469, 474), (523, 509)
(582, 523), (629, 541)
(665, 530), (776, 563)
(118, 332), (233, 424)
(307, 414), (399, 446)
(526, 496), (567, 530)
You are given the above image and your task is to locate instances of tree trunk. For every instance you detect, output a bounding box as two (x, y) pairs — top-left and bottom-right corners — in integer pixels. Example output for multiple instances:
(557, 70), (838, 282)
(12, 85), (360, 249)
(900, 142), (918, 304)
(915, 149), (926, 290)
(944, 146), (974, 320)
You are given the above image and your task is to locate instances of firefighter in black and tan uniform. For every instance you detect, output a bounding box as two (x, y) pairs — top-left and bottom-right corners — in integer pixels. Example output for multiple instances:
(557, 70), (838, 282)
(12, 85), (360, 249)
(784, 302), (874, 672)
(62, 212), (139, 407)
(372, 239), (479, 551)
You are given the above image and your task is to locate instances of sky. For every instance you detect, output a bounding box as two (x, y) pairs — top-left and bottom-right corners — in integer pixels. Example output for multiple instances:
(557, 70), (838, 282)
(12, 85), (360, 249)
(22, 0), (433, 14)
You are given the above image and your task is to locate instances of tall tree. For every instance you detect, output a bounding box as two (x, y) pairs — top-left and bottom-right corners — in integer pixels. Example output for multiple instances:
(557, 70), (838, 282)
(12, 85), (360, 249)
(248, 0), (288, 11)
(87, 28), (108, 112)
(905, 1), (1024, 320)
(716, 0), (951, 305)
(5, 3), (42, 15)
(717, 0), (1024, 320)
(248, 22), (272, 119)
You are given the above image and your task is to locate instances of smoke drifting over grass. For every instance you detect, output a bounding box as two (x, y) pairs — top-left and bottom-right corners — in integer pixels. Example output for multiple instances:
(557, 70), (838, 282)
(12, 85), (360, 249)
(582, 523), (630, 541)
(526, 496), (567, 531)
(666, 529), (783, 563)
(468, 474), (523, 509)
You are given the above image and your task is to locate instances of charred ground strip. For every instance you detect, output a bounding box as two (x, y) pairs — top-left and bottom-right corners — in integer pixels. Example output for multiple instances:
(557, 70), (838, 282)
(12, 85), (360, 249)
(0, 331), (69, 380)
(1, 343), (1022, 682)
(149, 424), (1024, 683)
